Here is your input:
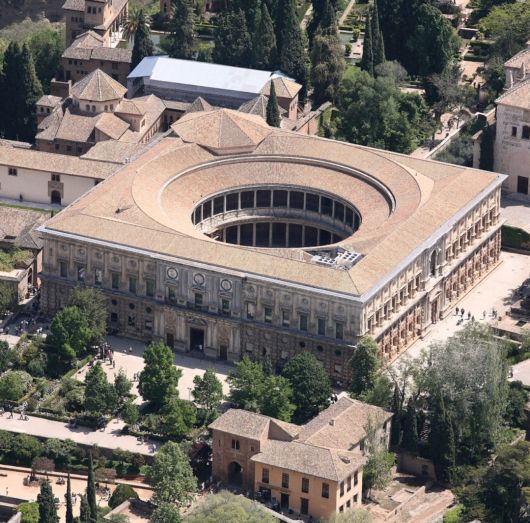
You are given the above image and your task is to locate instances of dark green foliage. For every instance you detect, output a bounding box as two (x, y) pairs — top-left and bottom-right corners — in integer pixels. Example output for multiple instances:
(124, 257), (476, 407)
(266, 82), (281, 127)
(402, 401), (419, 453)
(390, 386), (402, 447)
(168, 0), (196, 59)
(79, 495), (89, 523)
(37, 480), (58, 523)
(429, 395), (455, 483)
(132, 11), (154, 69)
(371, 0), (385, 67)
(84, 362), (117, 414)
(66, 473), (74, 523)
(0, 340), (10, 373)
(192, 368), (223, 412)
(86, 454), (97, 523)
(213, 8), (251, 67)
(505, 381), (528, 428)
(479, 124), (495, 171)
(282, 352), (331, 424)
(108, 483), (139, 509)
(434, 134), (474, 166)
(138, 341), (181, 407)
(253, 2), (278, 69)
(27, 29), (64, 93)
(150, 503), (182, 523)
(18, 502), (39, 523)
(360, 13), (374, 75)
(68, 287), (108, 345)
(159, 396), (197, 438)
(276, 0), (308, 100)
(350, 336), (380, 397)
(10, 434), (42, 465)
(1, 42), (43, 142)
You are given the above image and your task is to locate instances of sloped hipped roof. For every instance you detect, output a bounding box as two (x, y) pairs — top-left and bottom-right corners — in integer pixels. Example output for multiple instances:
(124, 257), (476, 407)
(71, 69), (127, 103)
(171, 109), (273, 153)
(128, 56), (297, 96)
(496, 76), (530, 111)
(261, 77), (302, 98)
(0, 207), (50, 251)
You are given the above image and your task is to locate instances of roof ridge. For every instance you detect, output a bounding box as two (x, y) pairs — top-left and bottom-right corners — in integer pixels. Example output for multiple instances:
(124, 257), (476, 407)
(496, 75), (530, 103)
(505, 47), (530, 65)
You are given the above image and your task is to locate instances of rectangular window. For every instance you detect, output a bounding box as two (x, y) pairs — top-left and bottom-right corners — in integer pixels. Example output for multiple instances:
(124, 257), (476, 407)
(77, 264), (85, 282)
(299, 313), (308, 331)
(129, 276), (137, 294)
(166, 286), (176, 304)
(110, 312), (118, 322)
(301, 477), (309, 493)
(262, 468), (269, 484)
(194, 293), (203, 308)
(144, 320), (153, 331)
(354, 471), (358, 486)
(322, 482), (329, 498)
(318, 318), (326, 336)
(51, 174), (61, 182)
(127, 315), (135, 327)
(523, 126), (530, 140)
(264, 307), (273, 324)
(282, 310), (290, 328)
(246, 302), (255, 320)
(8, 168), (17, 176)
(336, 322), (344, 340)
(281, 473), (289, 488)
(512, 126), (517, 137)
(111, 272), (120, 289)
(145, 278), (155, 297)
(347, 476), (352, 492)
(231, 439), (240, 450)
(221, 299), (230, 316)
(59, 260), (67, 278)
(94, 268), (103, 286)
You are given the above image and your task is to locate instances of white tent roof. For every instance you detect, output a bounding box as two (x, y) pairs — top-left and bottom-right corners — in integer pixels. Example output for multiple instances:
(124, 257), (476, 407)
(128, 56), (290, 94)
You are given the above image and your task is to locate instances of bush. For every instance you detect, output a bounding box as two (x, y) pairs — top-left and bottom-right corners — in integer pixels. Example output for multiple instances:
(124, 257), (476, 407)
(502, 225), (530, 250)
(443, 504), (464, 523)
(0, 370), (33, 401)
(10, 434), (42, 465)
(108, 483), (139, 509)
(18, 501), (39, 523)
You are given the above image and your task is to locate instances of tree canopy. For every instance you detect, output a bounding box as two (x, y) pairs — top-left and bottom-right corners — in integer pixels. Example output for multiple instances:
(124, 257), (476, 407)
(350, 336), (380, 397)
(37, 481), (59, 523)
(168, 0), (196, 59)
(132, 11), (154, 69)
(192, 368), (224, 412)
(68, 287), (107, 345)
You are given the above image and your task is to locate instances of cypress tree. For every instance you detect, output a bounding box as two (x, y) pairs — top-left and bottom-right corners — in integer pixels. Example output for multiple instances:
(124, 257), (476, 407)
(429, 395), (455, 484)
(390, 386), (402, 447)
(66, 473), (74, 523)
(479, 125), (495, 171)
(79, 494), (89, 523)
(371, 1), (386, 68)
(213, 7), (252, 67)
(86, 454), (97, 522)
(168, 0), (196, 60)
(253, 2), (278, 69)
(402, 400), (419, 453)
(266, 82), (281, 127)
(131, 10), (154, 69)
(360, 12), (374, 76)
(37, 480), (59, 523)
(277, 0), (309, 102)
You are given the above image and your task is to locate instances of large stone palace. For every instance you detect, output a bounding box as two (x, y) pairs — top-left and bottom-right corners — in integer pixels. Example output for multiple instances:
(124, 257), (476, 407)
(39, 109), (505, 384)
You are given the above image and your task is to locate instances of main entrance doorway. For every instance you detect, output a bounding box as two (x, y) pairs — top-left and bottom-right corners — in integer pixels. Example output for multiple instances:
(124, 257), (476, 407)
(517, 176), (529, 195)
(227, 461), (243, 486)
(280, 493), (289, 510)
(219, 345), (228, 361)
(190, 327), (205, 353)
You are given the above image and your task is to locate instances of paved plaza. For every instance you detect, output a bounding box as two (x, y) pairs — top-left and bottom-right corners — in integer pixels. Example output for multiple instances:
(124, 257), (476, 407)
(0, 465), (152, 521)
(396, 251), (530, 362)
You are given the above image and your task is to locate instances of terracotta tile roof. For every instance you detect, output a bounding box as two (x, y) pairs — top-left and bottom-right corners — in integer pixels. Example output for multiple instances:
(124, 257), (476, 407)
(71, 69), (127, 103)
(80, 140), (142, 164)
(171, 109), (273, 153)
(63, 32), (132, 63)
(505, 47), (530, 68)
(185, 96), (213, 114)
(37, 95), (62, 108)
(54, 108), (97, 143)
(251, 440), (365, 481)
(95, 113), (130, 140)
(62, 0), (84, 11)
(496, 76), (530, 111)
(209, 409), (272, 440)
(298, 397), (392, 450)
(0, 207), (49, 251)
(118, 95), (165, 143)
(115, 99), (143, 116)
(239, 95), (269, 119)
(261, 77), (301, 98)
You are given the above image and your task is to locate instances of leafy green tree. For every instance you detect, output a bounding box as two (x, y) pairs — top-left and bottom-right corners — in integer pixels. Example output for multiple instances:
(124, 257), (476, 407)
(0, 370), (32, 401)
(260, 374), (295, 422)
(505, 380), (528, 428)
(132, 11), (154, 69)
(429, 394), (455, 483)
(1, 42), (43, 142)
(139, 341), (181, 407)
(401, 400), (418, 453)
(192, 368), (223, 412)
(0, 284), (17, 315)
(360, 12), (374, 75)
(405, 4), (458, 76)
(10, 434), (42, 465)
(86, 454), (97, 523)
(68, 287), (107, 345)
(146, 442), (197, 506)
(362, 416), (395, 494)
(18, 502), (39, 523)
(266, 81), (281, 127)
(66, 473), (74, 523)
(227, 357), (265, 412)
(37, 480), (58, 523)
(389, 386), (402, 447)
(84, 362), (117, 414)
(185, 491), (277, 523)
(27, 28), (64, 93)
(47, 306), (92, 368)
(79, 494), (89, 523)
(371, 0), (385, 68)
(361, 374), (393, 409)
(150, 503), (182, 523)
(282, 352), (331, 424)
(350, 336), (380, 397)
(276, 0), (308, 100)
(213, 8), (251, 67)
(252, 2), (277, 69)
(159, 397), (197, 438)
(0, 340), (10, 373)
(109, 483), (139, 509)
(114, 369), (133, 402)
(121, 400), (139, 427)
(44, 438), (77, 469)
(168, 0), (196, 59)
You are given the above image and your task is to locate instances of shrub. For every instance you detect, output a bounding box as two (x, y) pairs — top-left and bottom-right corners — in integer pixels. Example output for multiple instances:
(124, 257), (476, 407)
(0, 370), (33, 401)
(108, 483), (139, 509)
(18, 501), (39, 523)
(10, 434), (42, 465)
